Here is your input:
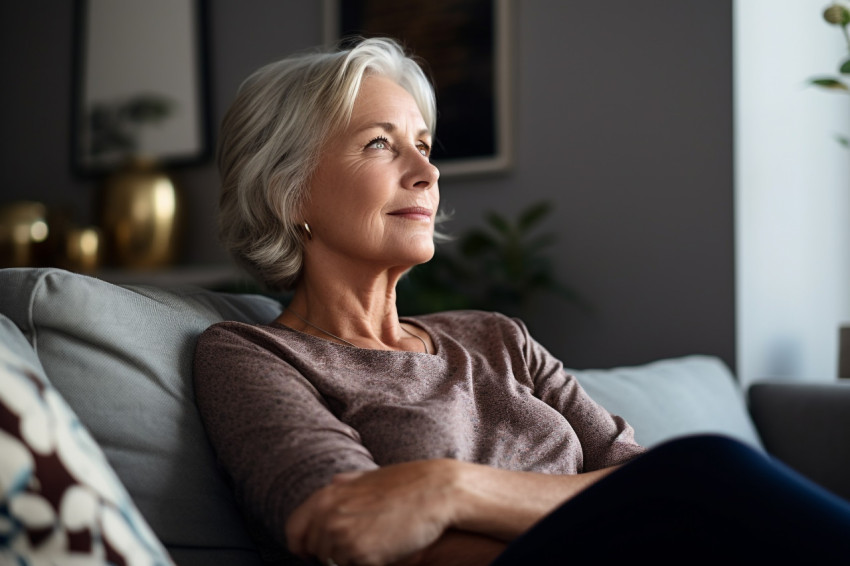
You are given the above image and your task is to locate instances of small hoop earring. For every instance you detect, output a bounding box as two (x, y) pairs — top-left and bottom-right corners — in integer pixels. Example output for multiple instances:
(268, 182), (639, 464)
(302, 221), (313, 240)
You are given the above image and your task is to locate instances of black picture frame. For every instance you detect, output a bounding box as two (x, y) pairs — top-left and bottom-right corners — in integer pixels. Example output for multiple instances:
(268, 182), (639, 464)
(323, 0), (512, 177)
(70, 0), (212, 177)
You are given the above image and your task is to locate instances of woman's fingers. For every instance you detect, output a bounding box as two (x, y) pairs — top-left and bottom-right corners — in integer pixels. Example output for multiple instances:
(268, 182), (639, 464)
(286, 486), (334, 558)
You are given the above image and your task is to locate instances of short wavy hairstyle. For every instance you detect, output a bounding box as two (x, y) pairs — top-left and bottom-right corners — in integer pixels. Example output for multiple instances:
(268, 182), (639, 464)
(217, 37), (438, 291)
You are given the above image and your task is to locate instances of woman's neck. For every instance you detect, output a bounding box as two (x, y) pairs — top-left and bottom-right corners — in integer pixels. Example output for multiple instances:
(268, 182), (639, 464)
(277, 266), (428, 352)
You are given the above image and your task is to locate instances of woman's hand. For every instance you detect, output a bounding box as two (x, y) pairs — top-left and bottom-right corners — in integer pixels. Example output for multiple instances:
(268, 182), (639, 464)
(285, 460), (461, 566)
(285, 458), (619, 565)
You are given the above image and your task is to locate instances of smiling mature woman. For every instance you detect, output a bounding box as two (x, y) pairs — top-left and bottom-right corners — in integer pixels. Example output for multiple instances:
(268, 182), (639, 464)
(193, 37), (850, 566)
(216, 38), (437, 293)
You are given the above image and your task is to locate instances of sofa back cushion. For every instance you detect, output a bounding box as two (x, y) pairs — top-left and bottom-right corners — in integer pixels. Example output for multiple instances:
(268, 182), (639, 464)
(0, 268), (281, 565)
(570, 355), (764, 450)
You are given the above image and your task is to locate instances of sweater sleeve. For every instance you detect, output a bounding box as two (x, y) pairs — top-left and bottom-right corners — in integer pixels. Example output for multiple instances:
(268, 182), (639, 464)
(513, 318), (646, 471)
(192, 323), (378, 547)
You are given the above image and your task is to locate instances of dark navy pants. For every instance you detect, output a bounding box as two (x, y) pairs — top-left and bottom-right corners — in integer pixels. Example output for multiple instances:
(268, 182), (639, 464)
(491, 435), (850, 564)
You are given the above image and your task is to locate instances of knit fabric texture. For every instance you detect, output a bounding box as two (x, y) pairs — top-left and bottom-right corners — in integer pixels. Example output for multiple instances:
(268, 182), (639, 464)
(193, 310), (645, 551)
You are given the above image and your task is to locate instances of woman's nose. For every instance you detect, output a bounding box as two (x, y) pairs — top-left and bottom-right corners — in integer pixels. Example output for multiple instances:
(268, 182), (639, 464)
(403, 149), (439, 190)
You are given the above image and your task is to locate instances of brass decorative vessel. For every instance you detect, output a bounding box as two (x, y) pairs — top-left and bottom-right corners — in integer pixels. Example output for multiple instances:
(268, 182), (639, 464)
(98, 157), (182, 269)
(0, 201), (50, 267)
(61, 226), (102, 274)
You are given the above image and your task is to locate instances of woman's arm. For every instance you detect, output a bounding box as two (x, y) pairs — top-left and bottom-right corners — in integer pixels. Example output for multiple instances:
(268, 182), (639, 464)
(393, 530), (506, 566)
(286, 458), (618, 565)
(450, 459), (619, 540)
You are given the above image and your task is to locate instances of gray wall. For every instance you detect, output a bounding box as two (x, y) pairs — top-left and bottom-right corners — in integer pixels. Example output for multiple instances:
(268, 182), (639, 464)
(0, 1), (734, 372)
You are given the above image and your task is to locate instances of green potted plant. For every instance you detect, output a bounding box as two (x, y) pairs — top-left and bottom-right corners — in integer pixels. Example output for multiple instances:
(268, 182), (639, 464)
(808, 2), (850, 147)
(397, 201), (584, 319)
(88, 94), (175, 163)
(809, 3), (850, 377)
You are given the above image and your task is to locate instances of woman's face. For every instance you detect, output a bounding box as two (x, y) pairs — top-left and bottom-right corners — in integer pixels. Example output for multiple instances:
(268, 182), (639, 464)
(301, 75), (440, 277)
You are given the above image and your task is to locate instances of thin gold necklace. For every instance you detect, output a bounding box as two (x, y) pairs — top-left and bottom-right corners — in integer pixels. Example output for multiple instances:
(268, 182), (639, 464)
(287, 309), (429, 354)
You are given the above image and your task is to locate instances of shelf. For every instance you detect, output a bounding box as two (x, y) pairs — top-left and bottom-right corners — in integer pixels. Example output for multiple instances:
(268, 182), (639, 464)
(94, 264), (249, 289)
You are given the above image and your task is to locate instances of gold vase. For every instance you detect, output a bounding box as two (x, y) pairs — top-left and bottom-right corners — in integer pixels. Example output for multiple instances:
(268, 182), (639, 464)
(61, 226), (102, 274)
(98, 157), (182, 269)
(0, 201), (50, 267)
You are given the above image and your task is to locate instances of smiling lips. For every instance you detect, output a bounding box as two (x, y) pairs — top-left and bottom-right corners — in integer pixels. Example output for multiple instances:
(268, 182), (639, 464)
(387, 206), (433, 222)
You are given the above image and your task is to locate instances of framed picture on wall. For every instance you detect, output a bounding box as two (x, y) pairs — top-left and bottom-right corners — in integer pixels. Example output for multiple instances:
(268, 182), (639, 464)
(71, 0), (212, 176)
(323, 0), (512, 178)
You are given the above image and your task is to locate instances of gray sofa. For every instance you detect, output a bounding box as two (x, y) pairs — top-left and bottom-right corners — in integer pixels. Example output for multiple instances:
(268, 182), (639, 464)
(1, 267), (848, 565)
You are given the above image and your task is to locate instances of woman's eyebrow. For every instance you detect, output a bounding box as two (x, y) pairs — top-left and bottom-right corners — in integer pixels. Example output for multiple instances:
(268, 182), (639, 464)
(357, 122), (431, 139)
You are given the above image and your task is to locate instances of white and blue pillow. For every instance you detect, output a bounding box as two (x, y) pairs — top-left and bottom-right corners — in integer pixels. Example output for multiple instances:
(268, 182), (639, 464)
(0, 314), (174, 565)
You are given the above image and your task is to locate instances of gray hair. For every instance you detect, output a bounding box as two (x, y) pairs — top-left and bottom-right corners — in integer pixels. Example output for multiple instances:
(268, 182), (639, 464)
(217, 37), (438, 291)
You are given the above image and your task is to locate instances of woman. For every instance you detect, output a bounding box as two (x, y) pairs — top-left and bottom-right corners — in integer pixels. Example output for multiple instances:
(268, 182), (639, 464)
(194, 38), (850, 566)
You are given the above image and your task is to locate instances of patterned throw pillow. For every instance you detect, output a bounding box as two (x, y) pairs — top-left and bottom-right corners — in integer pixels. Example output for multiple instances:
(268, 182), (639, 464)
(0, 316), (174, 566)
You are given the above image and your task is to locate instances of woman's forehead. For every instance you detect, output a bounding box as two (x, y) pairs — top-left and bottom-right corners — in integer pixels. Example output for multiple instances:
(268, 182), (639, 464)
(350, 76), (429, 132)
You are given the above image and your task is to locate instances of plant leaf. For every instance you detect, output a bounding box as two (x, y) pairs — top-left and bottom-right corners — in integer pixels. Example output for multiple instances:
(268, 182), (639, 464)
(121, 95), (175, 124)
(485, 212), (512, 236)
(517, 201), (553, 232)
(524, 233), (558, 254)
(459, 230), (499, 256)
(397, 199), (585, 317)
(823, 4), (850, 26)
(810, 77), (850, 90)
(841, 60), (850, 75)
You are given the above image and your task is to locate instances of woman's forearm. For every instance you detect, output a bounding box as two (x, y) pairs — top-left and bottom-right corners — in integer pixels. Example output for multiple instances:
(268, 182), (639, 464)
(393, 530), (506, 566)
(445, 460), (619, 541)
(285, 459), (617, 565)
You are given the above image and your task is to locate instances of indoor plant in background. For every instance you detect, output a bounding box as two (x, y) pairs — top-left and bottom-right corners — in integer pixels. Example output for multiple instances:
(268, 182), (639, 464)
(88, 94), (175, 162)
(396, 200), (585, 322)
(809, 2), (850, 146)
(809, 2), (850, 377)
(87, 94), (184, 269)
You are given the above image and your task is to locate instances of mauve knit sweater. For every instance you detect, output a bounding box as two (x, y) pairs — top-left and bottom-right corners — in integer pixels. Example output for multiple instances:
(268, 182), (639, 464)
(193, 310), (645, 550)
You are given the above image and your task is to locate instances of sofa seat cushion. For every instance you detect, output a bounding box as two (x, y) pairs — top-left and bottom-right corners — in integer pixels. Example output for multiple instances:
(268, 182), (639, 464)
(0, 313), (174, 565)
(0, 268), (281, 565)
(570, 355), (764, 450)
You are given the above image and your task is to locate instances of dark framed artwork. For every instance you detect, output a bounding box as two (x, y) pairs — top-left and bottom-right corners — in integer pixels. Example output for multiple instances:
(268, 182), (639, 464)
(323, 0), (512, 177)
(71, 0), (212, 176)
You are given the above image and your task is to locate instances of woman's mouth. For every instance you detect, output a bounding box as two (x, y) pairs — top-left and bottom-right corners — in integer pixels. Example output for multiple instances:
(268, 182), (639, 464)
(387, 207), (433, 222)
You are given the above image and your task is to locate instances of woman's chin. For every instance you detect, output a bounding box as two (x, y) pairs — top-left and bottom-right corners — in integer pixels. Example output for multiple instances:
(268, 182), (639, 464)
(396, 240), (435, 265)
(387, 249), (434, 273)
(413, 246), (436, 265)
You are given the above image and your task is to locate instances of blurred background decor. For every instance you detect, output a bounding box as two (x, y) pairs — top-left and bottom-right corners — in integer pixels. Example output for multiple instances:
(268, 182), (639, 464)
(0, 200), (103, 272)
(59, 225), (102, 274)
(808, 1), (850, 147)
(86, 94), (175, 165)
(13, 1), (814, 376)
(806, 2), (850, 377)
(70, 0), (211, 268)
(397, 200), (584, 322)
(72, 0), (211, 174)
(324, 0), (512, 177)
(96, 157), (182, 269)
(83, 91), (181, 269)
(0, 202), (51, 268)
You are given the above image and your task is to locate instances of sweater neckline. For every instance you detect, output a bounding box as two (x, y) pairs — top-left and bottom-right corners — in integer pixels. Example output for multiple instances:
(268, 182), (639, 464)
(266, 316), (439, 356)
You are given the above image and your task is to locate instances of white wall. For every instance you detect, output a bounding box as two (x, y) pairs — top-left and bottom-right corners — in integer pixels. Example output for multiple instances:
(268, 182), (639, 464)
(735, 0), (850, 385)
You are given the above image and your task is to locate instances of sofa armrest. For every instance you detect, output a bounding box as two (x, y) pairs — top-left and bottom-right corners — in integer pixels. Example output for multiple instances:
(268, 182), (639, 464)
(747, 380), (850, 501)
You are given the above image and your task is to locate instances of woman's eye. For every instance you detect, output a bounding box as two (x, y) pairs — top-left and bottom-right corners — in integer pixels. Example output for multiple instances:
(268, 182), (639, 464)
(417, 143), (431, 157)
(366, 137), (389, 150)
